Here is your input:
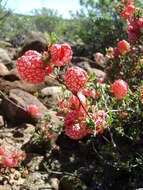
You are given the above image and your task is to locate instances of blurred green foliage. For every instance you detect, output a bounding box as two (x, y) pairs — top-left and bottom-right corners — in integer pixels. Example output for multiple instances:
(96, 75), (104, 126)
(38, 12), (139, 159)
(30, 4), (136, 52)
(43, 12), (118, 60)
(0, 0), (143, 52)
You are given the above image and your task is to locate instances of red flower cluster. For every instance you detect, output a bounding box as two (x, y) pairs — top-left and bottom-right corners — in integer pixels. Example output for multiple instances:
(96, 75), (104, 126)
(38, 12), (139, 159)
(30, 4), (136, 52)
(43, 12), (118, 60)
(17, 50), (45, 84)
(117, 40), (130, 55)
(65, 123), (88, 140)
(58, 93), (88, 116)
(82, 88), (96, 99)
(64, 66), (88, 94)
(17, 44), (72, 84)
(27, 104), (38, 117)
(93, 111), (106, 134)
(127, 18), (143, 43)
(110, 79), (128, 99)
(49, 44), (72, 67)
(0, 148), (22, 168)
(94, 52), (104, 64)
(64, 110), (88, 140)
(120, 1), (134, 19)
(58, 94), (90, 139)
(116, 0), (143, 43)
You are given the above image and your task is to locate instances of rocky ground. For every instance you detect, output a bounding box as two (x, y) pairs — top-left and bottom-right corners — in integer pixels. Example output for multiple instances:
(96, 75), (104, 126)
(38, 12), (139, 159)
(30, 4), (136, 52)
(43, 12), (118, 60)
(0, 33), (106, 190)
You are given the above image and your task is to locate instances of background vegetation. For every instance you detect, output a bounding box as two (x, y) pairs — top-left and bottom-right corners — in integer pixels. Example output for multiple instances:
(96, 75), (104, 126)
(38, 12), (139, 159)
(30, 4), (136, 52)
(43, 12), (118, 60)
(0, 0), (143, 54)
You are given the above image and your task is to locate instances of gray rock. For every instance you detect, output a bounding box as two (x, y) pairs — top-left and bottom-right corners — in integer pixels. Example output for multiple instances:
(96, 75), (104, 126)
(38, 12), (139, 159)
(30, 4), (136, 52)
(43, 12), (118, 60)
(26, 153), (44, 172)
(45, 75), (60, 86)
(0, 88), (61, 125)
(0, 40), (13, 48)
(0, 76), (45, 94)
(40, 86), (61, 109)
(22, 172), (59, 190)
(72, 56), (104, 70)
(0, 115), (4, 128)
(0, 88), (48, 125)
(19, 31), (47, 56)
(10, 88), (48, 115)
(0, 123), (35, 151)
(0, 62), (9, 76)
(0, 48), (11, 65)
(0, 185), (11, 190)
(3, 68), (20, 81)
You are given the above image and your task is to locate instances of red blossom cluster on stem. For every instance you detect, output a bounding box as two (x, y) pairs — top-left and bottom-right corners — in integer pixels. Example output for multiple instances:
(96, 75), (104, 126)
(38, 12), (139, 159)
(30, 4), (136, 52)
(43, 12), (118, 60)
(0, 147), (26, 168)
(16, 0), (143, 141)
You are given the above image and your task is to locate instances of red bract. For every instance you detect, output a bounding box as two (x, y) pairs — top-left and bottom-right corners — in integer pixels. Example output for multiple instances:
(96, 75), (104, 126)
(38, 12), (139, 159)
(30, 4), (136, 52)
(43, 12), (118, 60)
(93, 111), (106, 134)
(94, 111), (106, 126)
(45, 65), (52, 75)
(113, 48), (120, 59)
(69, 92), (88, 115)
(49, 44), (72, 66)
(82, 88), (96, 99)
(94, 52), (104, 64)
(121, 111), (128, 119)
(110, 79), (128, 99)
(12, 150), (19, 166)
(120, 4), (134, 19)
(21, 151), (27, 161)
(64, 66), (88, 94)
(0, 147), (6, 155)
(17, 50), (45, 84)
(27, 104), (38, 117)
(2, 157), (16, 168)
(58, 99), (69, 115)
(127, 19), (141, 43)
(64, 110), (80, 127)
(65, 123), (87, 140)
(95, 91), (101, 98)
(69, 95), (80, 110)
(117, 40), (130, 55)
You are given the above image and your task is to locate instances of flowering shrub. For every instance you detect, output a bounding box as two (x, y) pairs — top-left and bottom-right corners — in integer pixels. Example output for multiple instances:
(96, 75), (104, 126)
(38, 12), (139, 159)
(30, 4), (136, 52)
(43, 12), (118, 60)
(16, 0), (143, 144)
(13, 1), (143, 188)
(16, 1), (143, 178)
(110, 79), (128, 99)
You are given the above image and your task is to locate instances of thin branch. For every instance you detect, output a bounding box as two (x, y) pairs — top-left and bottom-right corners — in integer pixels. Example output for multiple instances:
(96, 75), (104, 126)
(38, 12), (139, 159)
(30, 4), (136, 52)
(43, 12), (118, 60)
(0, 90), (26, 112)
(92, 142), (104, 160)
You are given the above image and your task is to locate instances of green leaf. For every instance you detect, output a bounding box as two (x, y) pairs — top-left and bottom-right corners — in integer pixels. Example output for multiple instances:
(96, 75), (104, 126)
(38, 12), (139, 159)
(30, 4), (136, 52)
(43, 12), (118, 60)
(33, 92), (39, 97)
(88, 72), (96, 81)
(50, 32), (56, 45)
